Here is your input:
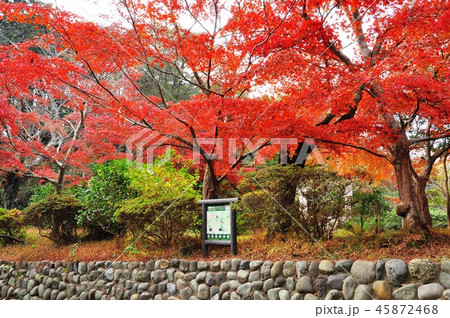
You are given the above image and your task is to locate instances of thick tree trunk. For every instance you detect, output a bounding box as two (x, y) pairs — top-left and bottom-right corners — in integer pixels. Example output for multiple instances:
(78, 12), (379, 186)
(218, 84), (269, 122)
(55, 166), (66, 195)
(392, 142), (428, 231)
(202, 165), (219, 199)
(415, 178), (432, 226)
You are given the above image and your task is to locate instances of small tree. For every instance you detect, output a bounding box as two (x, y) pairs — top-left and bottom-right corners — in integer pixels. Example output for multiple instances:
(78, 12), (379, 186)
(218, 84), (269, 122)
(115, 158), (201, 247)
(23, 194), (81, 244)
(352, 185), (391, 233)
(238, 165), (351, 241)
(74, 160), (138, 239)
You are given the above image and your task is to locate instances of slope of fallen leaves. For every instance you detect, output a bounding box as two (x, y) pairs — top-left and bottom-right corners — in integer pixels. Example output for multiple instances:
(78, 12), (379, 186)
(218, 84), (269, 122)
(0, 228), (448, 262)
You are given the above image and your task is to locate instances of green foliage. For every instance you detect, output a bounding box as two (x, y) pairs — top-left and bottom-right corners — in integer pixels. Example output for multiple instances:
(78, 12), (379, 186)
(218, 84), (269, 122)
(237, 165), (351, 241)
(73, 159), (137, 239)
(127, 156), (199, 197)
(430, 208), (448, 228)
(115, 159), (200, 247)
(116, 194), (199, 247)
(29, 183), (56, 204)
(23, 194), (82, 244)
(0, 208), (24, 245)
(351, 185), (391, 232)
(382, 210), (403, 231)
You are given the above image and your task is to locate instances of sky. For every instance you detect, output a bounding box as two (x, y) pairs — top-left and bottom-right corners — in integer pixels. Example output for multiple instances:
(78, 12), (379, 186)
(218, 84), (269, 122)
(43, 0), (358, 58)
(44, 0), (119, 24)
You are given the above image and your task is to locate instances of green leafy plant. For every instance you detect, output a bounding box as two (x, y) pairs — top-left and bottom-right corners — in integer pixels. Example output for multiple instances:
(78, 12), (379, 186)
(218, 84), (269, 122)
(351, 185), (391, 233)
(73, 159), (138, 239)
(0, 208), (24, 245)
(430, 208), (448, 229)
(383, 210), (403, 231)
(115, 158), (200, 247)
(29, 183), (56, 204)
(23, 194), (81, 244)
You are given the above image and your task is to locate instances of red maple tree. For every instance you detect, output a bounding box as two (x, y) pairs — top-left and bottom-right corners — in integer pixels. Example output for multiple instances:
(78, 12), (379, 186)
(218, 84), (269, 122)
(0, 22), (130, 193)
(1, 0), (448, 232)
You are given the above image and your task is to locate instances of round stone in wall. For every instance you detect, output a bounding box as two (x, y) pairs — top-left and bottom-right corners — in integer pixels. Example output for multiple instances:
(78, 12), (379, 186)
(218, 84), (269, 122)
(296, 261), (308, 278)
(283, 261), (296, 277)
(385, 259), (408, 286)
(408, 259), (438, 283)
(325, 289), (342, 300)
(249, 261), (263, 271)
(270, 262), (284, 277)
(236, 282), (252, 298)
(350, 260), (376, 284)
(197, 284), (210, 300)
(343, 277), (357, 300)
(327, 274), (346, 290)
(304, 293), (319, 300)
(318, 260), (334, 275)
(439, 271), (450, 289)
(354, 284), (373, 300)
(392, 283), (418, 300)
(335, 260), (353, 273)
(418, 283), (444, 300)
(279, 289), (290, 300)
(295, 276), (314, 293)
(373, 280), (392, 300)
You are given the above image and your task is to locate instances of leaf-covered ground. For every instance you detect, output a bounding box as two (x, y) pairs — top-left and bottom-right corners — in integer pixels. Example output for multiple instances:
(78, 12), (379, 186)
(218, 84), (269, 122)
(0, 228), (448, 262)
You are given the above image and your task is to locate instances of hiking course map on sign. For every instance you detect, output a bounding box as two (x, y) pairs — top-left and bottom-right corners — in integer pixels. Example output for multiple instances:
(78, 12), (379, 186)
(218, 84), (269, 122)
(206, 205), (231, 240)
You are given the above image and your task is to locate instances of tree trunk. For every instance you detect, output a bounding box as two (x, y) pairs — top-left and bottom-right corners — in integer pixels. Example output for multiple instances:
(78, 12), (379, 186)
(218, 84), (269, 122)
(415, 178), (432, 226)
(391, 141), (428, 231)
(0, 173), (25, 209)
(55, 166), (66, 195)
(202, 165), (218, 199)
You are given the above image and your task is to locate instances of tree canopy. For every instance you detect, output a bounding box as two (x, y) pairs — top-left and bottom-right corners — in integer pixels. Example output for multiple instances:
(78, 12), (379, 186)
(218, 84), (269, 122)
(0, 0), (448, 231)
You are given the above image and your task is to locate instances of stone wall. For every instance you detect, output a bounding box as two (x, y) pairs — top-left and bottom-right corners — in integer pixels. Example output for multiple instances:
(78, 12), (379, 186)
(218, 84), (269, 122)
(0, 259), (449, 300)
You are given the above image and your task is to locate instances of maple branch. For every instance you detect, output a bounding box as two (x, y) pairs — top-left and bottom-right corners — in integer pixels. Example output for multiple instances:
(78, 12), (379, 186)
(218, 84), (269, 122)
(82, 59), (123, 105)
(247, 0), (298, 68)
(408, 134), (450, 145)
(316, 85), (364, 126)
(350, 8), (372, 60)
(315, 138), (392, 163)
(430, 144), (450, 166)
(217, 139), (271, 183)
(152, 61), (224, 97)
(0, 167), (57, 185)
(120, 68), (163, 109)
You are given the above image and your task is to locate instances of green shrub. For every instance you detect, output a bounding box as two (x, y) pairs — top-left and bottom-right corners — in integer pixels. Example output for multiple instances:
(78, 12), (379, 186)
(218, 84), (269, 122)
(29, 183), (56, 204)
(0, 208), (24, 245)
(430, 208), (447, 228)
(115, 194), (199, 247)
(73, 159), (137, 239)
(383, 210), (402, 230)
(23, 194), (82, 244)
(115, 159), (200, 247)
(237, 165), (351, 241)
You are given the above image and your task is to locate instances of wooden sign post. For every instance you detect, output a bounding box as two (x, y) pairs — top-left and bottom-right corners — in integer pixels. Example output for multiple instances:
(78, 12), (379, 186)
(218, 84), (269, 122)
(197, 198), (239, 257)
